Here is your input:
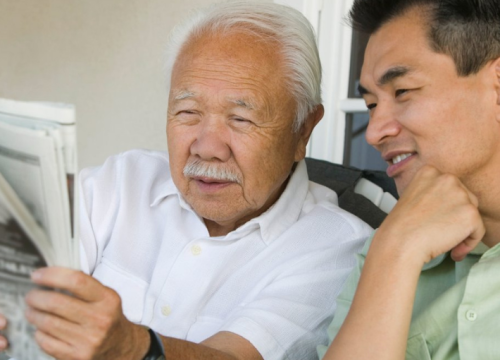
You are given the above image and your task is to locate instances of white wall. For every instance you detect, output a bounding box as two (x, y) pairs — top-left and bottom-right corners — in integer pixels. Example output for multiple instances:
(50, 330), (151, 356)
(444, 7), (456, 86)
(0, 0), (270, 169)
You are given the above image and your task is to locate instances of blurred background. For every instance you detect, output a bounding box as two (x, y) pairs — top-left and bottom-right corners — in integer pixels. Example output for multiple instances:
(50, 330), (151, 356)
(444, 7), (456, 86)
(0, 0), (386, 172)
(0, 0), (270, 169)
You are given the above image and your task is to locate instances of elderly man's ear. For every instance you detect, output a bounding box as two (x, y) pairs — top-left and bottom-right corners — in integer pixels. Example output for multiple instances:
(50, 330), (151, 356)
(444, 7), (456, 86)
(294, 104), (325, 162)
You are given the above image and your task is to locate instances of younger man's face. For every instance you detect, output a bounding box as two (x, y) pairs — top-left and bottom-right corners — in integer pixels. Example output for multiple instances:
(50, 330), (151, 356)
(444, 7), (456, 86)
(359, 8), (500, 195)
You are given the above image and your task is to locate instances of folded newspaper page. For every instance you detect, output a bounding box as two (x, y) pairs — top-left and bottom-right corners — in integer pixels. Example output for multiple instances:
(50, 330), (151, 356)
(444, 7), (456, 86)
(0, 173), (54, 360)
(0, 98), (77, 360)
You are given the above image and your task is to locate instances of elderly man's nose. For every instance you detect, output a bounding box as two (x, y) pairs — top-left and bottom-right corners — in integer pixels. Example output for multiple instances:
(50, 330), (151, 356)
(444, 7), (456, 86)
(365, 107), (401, 147)
(190, 121), (231, 161)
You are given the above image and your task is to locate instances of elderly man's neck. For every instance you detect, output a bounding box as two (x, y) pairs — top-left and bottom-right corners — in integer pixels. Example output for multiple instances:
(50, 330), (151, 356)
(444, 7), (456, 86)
(481, 218), (500, 248)
(204, 221), (238, 237)
(203, 203), (273, 237)
(204, 215), (263, 237)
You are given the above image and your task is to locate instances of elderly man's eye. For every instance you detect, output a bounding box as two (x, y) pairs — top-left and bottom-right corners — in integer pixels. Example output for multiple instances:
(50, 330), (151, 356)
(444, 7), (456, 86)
(231, 117), (252, 125)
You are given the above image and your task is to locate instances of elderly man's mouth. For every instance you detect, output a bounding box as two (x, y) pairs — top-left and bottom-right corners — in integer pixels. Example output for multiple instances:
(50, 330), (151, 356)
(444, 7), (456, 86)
(192, 177), (235, 192)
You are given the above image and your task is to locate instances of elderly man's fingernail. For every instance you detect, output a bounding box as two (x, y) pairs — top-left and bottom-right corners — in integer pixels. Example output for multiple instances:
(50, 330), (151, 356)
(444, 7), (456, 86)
(0, 337), (7, 349)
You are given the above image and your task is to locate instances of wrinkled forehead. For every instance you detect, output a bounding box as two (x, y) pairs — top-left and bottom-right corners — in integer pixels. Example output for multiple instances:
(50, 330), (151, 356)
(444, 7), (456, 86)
(171, 30), (285, 86)
(179, 28), (281, 67)
(168, 30), (298, 123)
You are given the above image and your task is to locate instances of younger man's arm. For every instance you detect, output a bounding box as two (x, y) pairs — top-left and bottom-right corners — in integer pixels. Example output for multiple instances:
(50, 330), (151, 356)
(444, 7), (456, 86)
(323, 166), (484, 360)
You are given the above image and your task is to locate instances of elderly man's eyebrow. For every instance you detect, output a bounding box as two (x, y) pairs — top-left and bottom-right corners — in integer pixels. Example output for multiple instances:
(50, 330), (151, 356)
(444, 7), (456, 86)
(227, 98), (256, 110)
(378, 66), (412, 86)
(174, 90), (196, 101)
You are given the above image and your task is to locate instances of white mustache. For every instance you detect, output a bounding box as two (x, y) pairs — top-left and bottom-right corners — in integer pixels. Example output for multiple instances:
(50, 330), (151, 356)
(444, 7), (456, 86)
(183, 159), (242, 184)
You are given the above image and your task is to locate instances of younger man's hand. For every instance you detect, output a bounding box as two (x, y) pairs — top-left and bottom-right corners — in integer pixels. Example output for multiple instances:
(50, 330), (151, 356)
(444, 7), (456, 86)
(372, 165), (485, 267)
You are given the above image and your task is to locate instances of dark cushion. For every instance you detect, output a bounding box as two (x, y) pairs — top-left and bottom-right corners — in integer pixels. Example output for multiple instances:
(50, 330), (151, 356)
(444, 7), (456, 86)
(305, 157), (398, 228)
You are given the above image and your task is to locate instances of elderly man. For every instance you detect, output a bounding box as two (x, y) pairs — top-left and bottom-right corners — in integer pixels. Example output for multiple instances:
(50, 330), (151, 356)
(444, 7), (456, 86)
(0, 2), (372, 360)
(321, 0), (500, 359)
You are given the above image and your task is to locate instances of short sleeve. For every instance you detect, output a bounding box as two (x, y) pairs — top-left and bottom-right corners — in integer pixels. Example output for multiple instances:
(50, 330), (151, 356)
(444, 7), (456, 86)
(77, 154), (124, 274)
(78, 166), (100, 274)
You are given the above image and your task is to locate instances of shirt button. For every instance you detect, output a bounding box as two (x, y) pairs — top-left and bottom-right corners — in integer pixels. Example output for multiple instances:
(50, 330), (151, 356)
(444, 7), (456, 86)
(161, 305), (171, 317)
(465, 309), (477, 321)
(191, 244), (202, 256)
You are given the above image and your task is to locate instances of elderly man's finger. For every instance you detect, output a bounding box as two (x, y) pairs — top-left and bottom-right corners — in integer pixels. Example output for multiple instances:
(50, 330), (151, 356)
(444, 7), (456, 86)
(25, 289), (88, 325)
(25, 306), (84, 346)
(0, 314), (6, 330)
(30, 267), (106, 302)
(0, 335), (7, 351)
(0, 314), (8, 350)
(34, 329), (77, 360)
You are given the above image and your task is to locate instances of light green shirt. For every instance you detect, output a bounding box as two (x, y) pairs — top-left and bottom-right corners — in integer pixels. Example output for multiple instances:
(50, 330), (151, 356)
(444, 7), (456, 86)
(319, 233), (500, 360)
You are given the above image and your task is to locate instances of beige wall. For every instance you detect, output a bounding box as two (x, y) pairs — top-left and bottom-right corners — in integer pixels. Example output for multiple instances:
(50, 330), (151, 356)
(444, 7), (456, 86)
(0, 0), (270, 169)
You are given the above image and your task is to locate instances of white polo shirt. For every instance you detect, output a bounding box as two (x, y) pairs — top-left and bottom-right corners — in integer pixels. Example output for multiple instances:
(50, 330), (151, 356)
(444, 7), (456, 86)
(79, 149), (371, 360)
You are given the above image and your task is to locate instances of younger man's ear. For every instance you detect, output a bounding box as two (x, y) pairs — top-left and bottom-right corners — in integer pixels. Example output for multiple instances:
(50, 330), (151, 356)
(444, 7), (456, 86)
(294, 104), (324, 162)
(494, 57), (500, 105)
(492, 57), (500, 125)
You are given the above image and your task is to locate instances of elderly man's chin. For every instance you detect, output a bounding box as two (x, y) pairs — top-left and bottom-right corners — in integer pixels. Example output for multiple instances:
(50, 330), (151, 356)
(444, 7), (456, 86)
(188, 195), (252, 230)
(185, 182), (242, 215)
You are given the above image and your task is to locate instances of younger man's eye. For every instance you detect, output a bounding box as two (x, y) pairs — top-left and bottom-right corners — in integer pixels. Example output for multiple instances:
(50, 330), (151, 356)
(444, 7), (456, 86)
(395, 89), (409, 97)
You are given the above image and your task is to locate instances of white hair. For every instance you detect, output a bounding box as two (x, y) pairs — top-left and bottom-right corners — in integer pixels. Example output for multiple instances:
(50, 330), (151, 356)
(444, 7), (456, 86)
(183, 158), (242, 184)
(164, 1), (322, 132)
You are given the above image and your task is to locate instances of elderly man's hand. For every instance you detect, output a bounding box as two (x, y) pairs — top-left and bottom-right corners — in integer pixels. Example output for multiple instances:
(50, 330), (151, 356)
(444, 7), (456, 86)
(24, 267), (149, 360)
(373, 165), (485, 267)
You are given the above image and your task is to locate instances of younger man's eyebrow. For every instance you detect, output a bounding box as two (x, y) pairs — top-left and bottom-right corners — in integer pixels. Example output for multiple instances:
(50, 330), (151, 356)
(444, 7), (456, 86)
(378, 66), (412, 86)
(358, 65), (413, 96)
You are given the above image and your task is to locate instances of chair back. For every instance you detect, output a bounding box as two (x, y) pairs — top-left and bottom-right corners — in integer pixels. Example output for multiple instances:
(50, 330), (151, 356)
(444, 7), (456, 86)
(305, 158), (398, 228)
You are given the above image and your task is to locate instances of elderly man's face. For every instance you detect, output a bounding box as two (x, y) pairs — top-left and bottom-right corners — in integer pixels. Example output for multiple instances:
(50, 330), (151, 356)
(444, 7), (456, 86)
(360, 9), (500, 195)
(167, 31), (315, 235)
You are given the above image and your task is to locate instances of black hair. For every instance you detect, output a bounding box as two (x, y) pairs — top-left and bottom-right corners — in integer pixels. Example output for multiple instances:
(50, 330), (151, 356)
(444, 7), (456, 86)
(349, 0), (500, 75)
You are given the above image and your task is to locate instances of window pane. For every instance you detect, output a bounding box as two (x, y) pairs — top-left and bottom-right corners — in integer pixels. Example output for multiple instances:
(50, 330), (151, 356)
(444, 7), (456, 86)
(343, 113), (387, 171)
(347, 30), (370, 98)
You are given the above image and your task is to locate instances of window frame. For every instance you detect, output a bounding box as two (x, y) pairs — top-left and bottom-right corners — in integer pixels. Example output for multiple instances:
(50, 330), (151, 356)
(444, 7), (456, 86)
(274, 0), (368, 163)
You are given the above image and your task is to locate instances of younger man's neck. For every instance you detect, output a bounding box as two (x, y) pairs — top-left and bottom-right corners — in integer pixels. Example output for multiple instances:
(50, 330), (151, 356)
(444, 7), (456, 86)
(481, 217), (500, 248)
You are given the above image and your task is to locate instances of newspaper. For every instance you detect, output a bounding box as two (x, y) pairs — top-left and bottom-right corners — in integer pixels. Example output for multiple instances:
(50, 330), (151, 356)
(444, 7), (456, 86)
(0, 98), (77, 360)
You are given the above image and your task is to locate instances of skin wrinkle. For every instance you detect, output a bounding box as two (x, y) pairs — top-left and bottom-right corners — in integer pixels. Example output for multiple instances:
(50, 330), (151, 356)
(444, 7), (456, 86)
(173, 68), (280, 123)
(176, 32), (289, 123)
(172, 91), (258, 116)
